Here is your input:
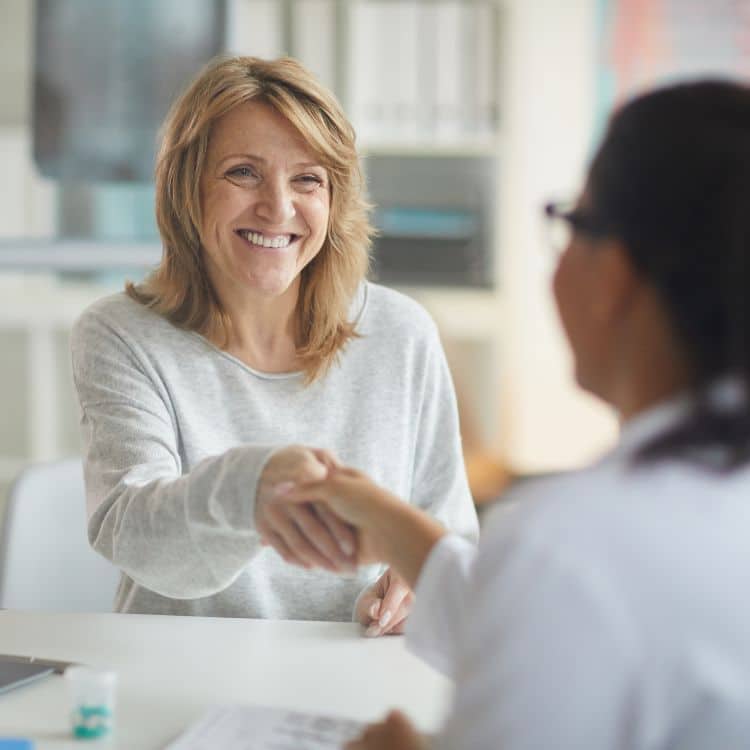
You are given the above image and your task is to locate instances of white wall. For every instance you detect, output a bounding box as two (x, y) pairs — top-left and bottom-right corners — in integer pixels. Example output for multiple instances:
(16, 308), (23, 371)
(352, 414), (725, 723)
(497, 0), (618, 472)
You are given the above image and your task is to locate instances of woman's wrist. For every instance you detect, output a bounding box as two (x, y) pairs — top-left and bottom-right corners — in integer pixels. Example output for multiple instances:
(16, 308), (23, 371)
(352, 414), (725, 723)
(368, 495), (447, 589)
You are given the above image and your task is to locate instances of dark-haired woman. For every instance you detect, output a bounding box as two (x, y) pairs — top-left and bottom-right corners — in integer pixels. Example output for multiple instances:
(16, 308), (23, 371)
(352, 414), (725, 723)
(281, 79), (750, 749)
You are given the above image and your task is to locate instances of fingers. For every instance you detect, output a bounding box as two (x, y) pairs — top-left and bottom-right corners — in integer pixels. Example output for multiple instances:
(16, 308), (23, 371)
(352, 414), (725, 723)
(311, 447), (342, 472)
(256, 445), (359, 571)
(261, 529), (307, 569)
(288, 504), (355, 571)
(365, 574), (413, 638)
(260, 504), (337, 571)
(355, 588), (382, 626)
(260, 501), (356, 572)
(345, 711), (421, 750)
(295, 450), (329, 484)
(274, 468), (371, 527)
(258, 445), (329, 499)
(382, 612), (409, 635)
(313, 502), (357, 558)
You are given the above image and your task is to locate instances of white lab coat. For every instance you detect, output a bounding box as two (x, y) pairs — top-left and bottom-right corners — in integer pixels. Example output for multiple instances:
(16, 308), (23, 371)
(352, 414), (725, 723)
(407, 396), (750, 749)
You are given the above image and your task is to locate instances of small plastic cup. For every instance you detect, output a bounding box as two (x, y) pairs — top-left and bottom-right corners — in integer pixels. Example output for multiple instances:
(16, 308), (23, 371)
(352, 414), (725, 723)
(64, 666), (117, 740)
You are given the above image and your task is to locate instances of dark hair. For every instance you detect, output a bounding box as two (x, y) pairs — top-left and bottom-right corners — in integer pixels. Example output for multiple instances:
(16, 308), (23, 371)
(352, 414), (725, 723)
(587, 80), (750, 469)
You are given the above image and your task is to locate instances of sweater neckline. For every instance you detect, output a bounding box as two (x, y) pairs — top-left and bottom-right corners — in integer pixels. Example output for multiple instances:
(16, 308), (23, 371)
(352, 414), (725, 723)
(186, 282), (370, 381)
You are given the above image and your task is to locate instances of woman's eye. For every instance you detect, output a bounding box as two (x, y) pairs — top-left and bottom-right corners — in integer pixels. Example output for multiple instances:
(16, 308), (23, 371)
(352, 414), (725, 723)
(227, 166), (258, 180)
(295, 174), (324, 190)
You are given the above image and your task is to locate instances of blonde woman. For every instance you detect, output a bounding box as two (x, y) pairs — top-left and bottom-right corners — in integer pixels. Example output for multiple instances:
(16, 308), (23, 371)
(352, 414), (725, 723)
(71, 56), (478, 629)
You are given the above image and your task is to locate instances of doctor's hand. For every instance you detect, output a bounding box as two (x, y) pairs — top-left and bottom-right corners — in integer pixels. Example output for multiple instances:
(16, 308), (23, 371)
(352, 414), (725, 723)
(356, 568), (413, 637)
(255, 446), (357, 573)
(277, 466), (399, 565)
(277, 466), (445, 587)
(346, 710), (429, 750)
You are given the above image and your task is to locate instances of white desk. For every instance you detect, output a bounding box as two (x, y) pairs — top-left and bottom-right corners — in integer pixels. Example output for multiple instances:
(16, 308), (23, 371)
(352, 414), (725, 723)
(0, 611), (452, 749)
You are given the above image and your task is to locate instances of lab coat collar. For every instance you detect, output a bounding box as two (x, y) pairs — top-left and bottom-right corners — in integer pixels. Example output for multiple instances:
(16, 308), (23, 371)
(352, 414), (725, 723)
(613, 378), (746, 462)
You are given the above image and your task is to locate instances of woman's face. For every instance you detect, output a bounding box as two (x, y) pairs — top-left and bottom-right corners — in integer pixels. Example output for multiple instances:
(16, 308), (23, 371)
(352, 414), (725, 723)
(199, 100), (331, 308)
(552, 195), (614, 397)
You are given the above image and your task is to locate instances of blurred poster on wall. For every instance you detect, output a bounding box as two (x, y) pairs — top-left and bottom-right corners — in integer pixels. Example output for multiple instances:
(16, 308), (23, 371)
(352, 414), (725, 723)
(596, 0), (750, 135)
(33, 0), (226, 182)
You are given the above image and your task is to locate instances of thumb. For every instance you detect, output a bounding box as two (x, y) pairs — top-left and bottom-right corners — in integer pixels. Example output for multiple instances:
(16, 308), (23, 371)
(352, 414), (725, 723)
(297, 451), (329, 483)
(355, 589), (382, 625)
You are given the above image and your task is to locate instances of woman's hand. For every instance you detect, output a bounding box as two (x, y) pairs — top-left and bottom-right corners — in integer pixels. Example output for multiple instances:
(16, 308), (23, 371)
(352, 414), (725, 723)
(356, 568), (413, 637)
(278, 467), (400, 565)
(346, 711), (428, 750)
(255, 446), (357, 572)
(279, 467), (446, 588)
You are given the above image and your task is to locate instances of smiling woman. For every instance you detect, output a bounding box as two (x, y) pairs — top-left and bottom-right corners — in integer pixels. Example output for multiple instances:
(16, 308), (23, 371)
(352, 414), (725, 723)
(128, 56), (371, 383)
(69, 56), (479, 631)
(198, 100), (332, 349)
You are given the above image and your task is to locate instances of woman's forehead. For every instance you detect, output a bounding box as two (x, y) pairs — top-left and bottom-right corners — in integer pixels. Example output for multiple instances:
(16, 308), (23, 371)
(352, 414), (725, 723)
(208, 100), (321, 165)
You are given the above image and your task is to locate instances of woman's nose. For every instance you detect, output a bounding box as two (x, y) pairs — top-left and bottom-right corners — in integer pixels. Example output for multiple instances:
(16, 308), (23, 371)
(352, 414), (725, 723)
(255, 179), (296, 225)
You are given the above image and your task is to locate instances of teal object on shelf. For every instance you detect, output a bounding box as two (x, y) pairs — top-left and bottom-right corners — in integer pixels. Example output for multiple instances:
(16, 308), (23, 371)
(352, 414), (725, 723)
(375, 207), (478, 240)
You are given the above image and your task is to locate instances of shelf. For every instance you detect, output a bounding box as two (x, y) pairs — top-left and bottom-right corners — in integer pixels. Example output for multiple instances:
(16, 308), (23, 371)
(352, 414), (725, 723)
(378, 232), (475, 242)
(360, 139), (500, 158)
(0, 240), (161, 272)
(375, 207), (478, 241)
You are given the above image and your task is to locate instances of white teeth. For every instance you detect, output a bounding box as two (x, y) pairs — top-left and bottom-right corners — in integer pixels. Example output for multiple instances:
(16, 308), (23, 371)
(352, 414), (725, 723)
(241, 230), (292, 249)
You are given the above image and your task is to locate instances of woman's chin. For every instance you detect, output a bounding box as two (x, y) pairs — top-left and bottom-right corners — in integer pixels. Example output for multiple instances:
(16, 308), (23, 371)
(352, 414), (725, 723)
(242, 272), (298, 301)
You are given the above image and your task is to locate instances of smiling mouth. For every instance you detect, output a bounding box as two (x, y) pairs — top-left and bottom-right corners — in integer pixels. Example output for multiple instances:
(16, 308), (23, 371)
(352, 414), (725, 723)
(235, 229), (300, 249)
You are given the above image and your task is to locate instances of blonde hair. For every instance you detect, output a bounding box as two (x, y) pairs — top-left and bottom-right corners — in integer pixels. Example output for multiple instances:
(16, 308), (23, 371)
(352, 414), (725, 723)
(127, 56), (372, 382)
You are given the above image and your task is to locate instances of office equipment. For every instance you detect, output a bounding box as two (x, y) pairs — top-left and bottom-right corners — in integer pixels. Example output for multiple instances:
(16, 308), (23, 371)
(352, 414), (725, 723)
(0, 460), (120, 611)
(0, 659), (53, 696)
(0, 611), (450, 749)
(0, 655), (73, 675)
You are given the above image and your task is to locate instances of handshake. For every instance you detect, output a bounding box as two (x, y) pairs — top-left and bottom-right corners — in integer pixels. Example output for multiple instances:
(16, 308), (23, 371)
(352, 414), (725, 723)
(255, 445), (442, 637)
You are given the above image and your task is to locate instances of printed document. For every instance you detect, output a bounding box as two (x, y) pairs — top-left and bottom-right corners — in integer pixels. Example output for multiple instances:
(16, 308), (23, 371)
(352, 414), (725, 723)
(165, 704), (363, 749)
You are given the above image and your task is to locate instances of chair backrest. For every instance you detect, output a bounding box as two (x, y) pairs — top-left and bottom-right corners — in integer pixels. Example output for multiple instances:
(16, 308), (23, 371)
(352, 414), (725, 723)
(0, 459), (120, 611)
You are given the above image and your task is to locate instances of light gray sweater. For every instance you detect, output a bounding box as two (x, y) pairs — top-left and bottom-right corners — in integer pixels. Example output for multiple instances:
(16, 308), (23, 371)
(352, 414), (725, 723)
(70, 282), (479, 620)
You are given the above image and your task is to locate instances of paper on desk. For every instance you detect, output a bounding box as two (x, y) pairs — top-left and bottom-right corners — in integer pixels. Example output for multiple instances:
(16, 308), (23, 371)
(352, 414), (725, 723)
(164, 705), (364, 750)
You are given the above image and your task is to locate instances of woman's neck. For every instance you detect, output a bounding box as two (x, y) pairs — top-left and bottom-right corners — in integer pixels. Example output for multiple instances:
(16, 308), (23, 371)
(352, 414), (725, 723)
(609, 287), (692, 423)
(215, 285), (301, 373)
(615, 371), (690, 424)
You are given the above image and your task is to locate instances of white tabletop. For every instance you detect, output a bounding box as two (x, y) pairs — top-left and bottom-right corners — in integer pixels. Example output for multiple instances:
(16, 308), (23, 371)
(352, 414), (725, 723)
(0, 610), (452, 749)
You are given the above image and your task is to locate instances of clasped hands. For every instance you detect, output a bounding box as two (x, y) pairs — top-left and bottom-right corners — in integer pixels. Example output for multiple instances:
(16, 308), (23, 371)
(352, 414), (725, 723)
(255, 445), (413, 636)
(256, 446), (427, 749)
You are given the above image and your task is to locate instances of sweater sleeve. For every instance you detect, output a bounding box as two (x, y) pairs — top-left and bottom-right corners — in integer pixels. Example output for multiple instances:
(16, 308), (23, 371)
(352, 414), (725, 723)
(71, 307), (277, 600)
(410, 323), (479, 542)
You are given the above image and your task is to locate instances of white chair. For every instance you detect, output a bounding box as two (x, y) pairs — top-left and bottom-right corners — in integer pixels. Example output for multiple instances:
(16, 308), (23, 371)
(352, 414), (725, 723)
(0, 459), (120, 611)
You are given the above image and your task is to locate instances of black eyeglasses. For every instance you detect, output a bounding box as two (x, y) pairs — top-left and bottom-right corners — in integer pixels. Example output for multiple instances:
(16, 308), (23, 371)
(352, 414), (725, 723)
(542, 201), (610, 259)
